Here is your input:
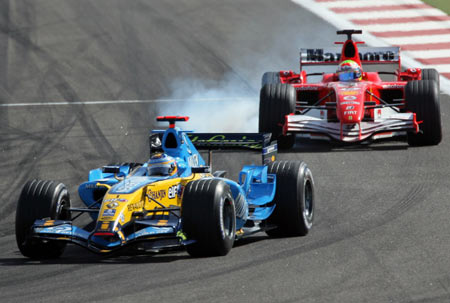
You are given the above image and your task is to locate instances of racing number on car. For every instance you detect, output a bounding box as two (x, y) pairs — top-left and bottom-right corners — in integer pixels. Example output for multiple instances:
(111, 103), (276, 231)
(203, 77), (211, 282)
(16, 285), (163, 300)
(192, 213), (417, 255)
(168, 185), (178, 199)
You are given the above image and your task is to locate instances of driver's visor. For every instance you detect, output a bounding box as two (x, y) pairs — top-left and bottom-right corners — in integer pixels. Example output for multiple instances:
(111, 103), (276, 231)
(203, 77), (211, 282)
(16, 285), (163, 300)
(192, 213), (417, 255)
(338, 71), (355, 81)
(148, 164), (172, 176)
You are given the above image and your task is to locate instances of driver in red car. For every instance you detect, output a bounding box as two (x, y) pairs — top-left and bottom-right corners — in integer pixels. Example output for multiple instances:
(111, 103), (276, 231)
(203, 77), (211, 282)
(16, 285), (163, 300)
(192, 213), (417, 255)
(337, 59), (362, 82)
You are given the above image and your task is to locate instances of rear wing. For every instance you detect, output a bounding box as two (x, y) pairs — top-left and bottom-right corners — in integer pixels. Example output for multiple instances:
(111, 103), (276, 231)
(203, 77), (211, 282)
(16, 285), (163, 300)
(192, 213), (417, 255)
(300, 46), (400, 70)
(188, 133), (277, 166)
(188, 133), (271, 150)
(149, 132), (277, 166)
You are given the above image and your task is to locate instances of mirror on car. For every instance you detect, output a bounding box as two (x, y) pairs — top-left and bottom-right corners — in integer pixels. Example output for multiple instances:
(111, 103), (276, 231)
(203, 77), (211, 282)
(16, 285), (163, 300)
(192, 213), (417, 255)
(102, 166), (121, 174)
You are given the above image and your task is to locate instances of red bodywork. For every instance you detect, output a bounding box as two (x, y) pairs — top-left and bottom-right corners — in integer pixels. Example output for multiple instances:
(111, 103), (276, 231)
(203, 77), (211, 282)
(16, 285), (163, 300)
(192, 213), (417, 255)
(277, 31), (424, 142)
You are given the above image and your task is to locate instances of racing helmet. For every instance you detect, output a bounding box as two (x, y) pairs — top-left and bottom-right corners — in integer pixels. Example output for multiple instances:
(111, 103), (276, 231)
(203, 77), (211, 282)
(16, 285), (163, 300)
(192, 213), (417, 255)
(337, 60), (362, 81)
(147, 153), (178, 176)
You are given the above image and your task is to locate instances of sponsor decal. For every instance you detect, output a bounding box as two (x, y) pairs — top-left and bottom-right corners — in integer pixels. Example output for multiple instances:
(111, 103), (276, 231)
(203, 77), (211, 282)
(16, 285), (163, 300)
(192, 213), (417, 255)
(303, 48), (396, 63)
(345, 106), (354, 110)
(104, 198), (128, 203)
(42, 225), (72, 235)
(343, 96), (357, 101)
(127, 201), (144, 212)
(106, 202), (119, 209)
(188, 134), (262, 149)
(341, 91), (359, 96)
(112, 177), (150, 194)
(147, 189), (166, 200)
(219, 198), (225, 239)
(119, 213), (125, 224)
(296, 86), (319, 91)
(382, 84), (404, 89)
(102, 209), (116, 217)
(341, 101), (360, 105)
(133, 227), (173, 238)
(188, 154), (199, 167)
(348, 116), (353, 121)
(376, 109), (382, 119)
(263, 144), (277, 154)
(85, 184), (100, 189)
(168, 185), (179, 199)
(340, 87), (361, 91)
(344, 111), (357, 115)
(100, 222), (109, 230)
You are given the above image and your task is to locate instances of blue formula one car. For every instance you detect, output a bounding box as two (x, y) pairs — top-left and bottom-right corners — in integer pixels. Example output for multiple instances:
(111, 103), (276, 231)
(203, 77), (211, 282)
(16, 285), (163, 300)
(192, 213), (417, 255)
(15, 116), (315, 258)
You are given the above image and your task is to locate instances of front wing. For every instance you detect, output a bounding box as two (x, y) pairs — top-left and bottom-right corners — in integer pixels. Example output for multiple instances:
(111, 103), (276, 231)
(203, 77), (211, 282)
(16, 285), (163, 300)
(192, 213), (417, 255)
(285, 111), (418, 142)
(31, 218), (193, 254)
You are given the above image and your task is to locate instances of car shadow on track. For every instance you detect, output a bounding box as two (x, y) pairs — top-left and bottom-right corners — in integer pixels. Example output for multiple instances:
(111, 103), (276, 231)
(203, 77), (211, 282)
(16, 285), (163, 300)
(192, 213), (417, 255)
(0, 245), (192, 265)
(281, 137), (409, 153)
(0, 235), (276, 265)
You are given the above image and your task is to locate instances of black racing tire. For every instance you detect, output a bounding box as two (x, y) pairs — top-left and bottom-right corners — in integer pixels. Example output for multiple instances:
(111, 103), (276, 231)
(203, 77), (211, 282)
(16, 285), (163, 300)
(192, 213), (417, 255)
(259, 83), (296, 149)
(15, 180), (72, 259)
(182, 179), (236, 257)
(421, 68), (440, 92)
(265, 161), (315, 237)
(406, 80), (442, 146)
(261, 71), (281, 87)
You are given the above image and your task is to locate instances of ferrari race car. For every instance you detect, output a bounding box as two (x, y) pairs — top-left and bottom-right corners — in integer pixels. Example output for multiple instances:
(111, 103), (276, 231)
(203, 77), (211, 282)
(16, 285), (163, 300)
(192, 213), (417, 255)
(15, 116), (315, 259)
(259, 29), (442, 148)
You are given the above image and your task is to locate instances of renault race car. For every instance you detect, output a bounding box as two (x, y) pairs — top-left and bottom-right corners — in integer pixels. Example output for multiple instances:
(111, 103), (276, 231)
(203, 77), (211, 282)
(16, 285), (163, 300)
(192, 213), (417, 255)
(15, 116), (315, 259)
(259, 29), (442, 148)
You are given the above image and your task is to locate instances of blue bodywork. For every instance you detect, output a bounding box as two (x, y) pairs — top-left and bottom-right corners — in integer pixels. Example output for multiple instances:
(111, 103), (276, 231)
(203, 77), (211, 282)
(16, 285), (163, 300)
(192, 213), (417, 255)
(32, 117), (278, 253)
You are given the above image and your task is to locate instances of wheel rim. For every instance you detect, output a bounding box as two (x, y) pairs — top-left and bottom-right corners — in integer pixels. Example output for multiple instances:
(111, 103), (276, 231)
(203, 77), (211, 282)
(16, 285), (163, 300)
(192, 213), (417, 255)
(55, 190), (71, 220)
(222, 199), (234, 238)
(304, 179), (313, 221)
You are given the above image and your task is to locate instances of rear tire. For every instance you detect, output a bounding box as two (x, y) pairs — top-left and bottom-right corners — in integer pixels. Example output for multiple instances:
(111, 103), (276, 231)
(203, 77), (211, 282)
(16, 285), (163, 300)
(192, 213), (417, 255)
(15, 180), (71, 259)
(406, 80), (442, 146)
(265, 161), (315, 237)
(182, 179), (236, 257)
(261, 71), (281, 87)
(259, 83), (296, 149)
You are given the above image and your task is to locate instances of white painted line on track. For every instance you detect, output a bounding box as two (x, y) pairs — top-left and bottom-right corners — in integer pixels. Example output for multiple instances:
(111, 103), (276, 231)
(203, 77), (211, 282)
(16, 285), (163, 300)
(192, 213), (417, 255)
(339, 8), (445, 20)
(291, 0), (450, 96)
(383, 34), (450, 45)
(320, 0), (423, 8)
(0, 97), (255, 107)
(363, 20), (450, 32)
(426, 64), (450, 73)
(405, 49), (450, 59)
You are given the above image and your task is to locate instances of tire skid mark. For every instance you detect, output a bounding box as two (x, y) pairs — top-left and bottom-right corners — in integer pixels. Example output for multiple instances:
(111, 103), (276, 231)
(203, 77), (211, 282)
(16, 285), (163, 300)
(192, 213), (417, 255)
(146, 1), (256, 94)
(0, 116), (78, 223)
(64, 182), (431, 302)
(65, 1), (141, 99)
(0, 0), (10, 94)
(0, 1), (82, 225)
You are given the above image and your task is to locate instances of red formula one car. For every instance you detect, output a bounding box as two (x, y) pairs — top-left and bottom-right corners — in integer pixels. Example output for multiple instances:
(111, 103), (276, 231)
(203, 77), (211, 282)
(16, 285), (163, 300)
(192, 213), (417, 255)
(259, 30), (442, 148)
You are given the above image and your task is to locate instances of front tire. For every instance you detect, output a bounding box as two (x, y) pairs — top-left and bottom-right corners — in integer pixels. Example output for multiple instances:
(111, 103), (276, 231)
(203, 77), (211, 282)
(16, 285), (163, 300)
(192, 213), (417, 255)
(15, 180), (71, 259)
(265, 161), (315, 237)
(421, 68), (439, 92)
(182, 179), (236, 257)
(261, 71), (281, 87)
(259, 83), (296, 149)
(406, 80), (442, 146)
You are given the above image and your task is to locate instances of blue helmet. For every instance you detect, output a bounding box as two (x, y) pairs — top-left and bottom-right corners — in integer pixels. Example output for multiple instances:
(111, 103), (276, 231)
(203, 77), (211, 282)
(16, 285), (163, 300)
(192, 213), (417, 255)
(147, 153), (178, 176)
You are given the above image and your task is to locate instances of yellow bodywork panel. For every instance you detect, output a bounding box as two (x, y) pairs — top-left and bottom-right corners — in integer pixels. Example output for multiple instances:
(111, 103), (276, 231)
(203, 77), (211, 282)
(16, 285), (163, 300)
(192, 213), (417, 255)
(97, 173), (211, 225)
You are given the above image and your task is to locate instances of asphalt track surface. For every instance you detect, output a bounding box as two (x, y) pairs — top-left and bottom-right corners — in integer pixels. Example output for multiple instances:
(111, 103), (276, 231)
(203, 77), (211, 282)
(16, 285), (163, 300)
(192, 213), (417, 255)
(1, 1), (450, 302)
